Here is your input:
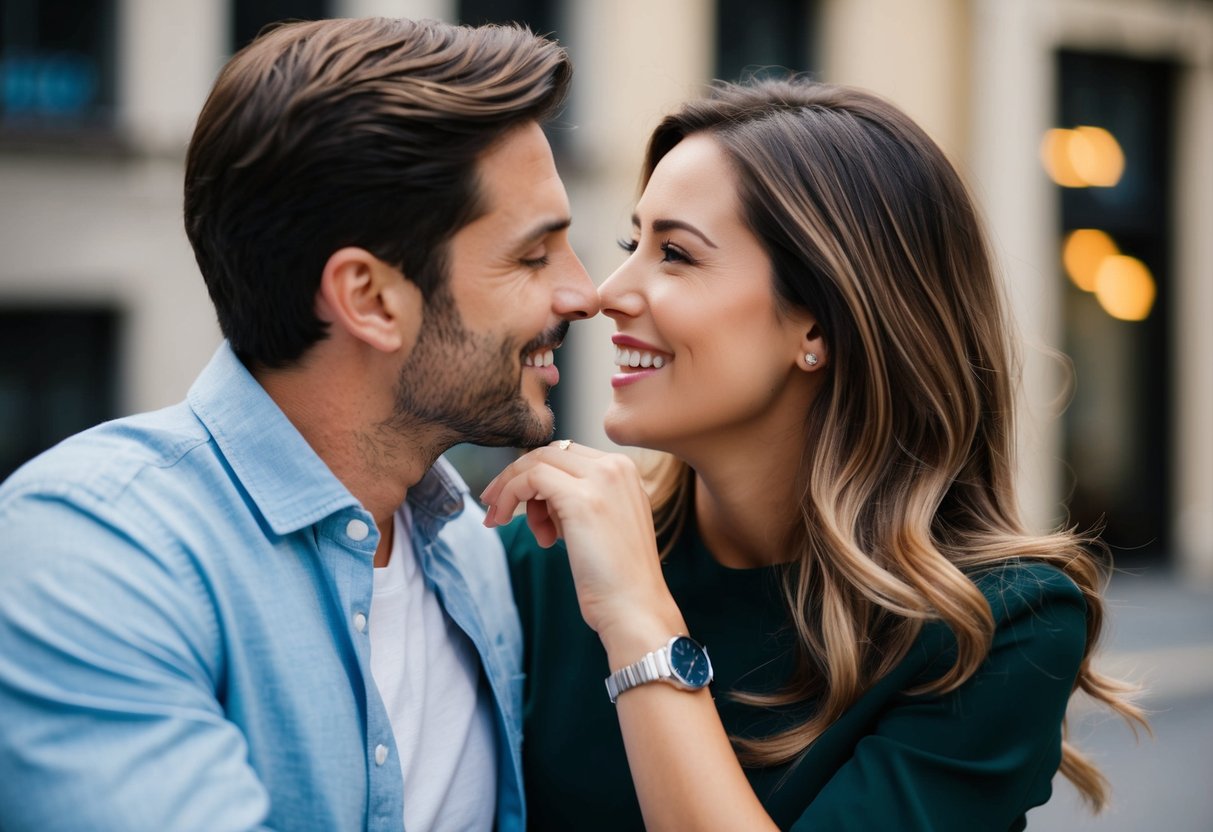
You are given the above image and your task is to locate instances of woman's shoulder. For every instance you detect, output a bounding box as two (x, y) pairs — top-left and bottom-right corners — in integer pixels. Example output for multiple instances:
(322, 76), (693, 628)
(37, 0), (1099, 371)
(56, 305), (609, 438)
(969, 559), (1087, 625)
(906, 560), (1088, 685)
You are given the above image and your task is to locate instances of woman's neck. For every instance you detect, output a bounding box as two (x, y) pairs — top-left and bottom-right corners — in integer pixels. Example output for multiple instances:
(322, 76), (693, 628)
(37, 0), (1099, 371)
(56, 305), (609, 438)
(688, 425), (809, 569)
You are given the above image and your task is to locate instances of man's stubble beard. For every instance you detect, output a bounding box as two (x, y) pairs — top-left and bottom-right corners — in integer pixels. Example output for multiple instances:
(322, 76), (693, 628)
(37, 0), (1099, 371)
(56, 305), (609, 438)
(383, 284), (555, 463)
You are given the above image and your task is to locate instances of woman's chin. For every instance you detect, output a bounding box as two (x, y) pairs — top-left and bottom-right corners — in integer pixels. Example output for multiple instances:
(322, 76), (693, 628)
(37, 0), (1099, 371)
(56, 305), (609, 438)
(603, 408), (648, 449)
(604, 410), (673, 454)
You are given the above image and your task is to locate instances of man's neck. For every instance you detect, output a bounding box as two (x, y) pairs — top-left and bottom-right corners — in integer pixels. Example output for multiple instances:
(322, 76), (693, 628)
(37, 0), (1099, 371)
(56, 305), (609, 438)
(254, 361), (441, 550)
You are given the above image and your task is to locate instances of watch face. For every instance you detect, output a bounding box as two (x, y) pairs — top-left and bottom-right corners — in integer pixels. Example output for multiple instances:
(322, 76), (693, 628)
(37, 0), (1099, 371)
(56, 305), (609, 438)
(668, 636), (713, 688)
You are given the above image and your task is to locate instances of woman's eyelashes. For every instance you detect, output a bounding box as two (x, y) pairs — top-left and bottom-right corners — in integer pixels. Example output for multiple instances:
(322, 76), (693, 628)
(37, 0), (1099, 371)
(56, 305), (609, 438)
(616, 236), (695, 265)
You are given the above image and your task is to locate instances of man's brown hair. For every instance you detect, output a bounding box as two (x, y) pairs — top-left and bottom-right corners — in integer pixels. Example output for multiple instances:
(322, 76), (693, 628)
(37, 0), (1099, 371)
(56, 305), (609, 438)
(184, 17), (572, 368)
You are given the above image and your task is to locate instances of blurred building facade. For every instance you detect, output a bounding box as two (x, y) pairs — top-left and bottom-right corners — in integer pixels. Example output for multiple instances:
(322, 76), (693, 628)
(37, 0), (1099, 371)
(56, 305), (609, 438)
(1, 0), (1210, 582)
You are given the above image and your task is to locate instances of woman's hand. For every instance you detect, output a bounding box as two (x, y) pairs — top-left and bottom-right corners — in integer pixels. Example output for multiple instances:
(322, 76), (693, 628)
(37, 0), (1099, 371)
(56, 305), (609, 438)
(480, 441), (682, 642)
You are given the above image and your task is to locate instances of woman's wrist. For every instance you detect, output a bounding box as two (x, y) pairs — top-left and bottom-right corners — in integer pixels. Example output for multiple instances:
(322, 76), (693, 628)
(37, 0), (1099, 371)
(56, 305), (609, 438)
(597, 602), (691, 669)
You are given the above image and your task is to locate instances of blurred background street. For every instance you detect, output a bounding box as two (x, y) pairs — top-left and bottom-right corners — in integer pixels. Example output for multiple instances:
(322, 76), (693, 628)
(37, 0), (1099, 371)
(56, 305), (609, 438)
(1031, 569), (1213, 831)
(2, 0), (1210, 826)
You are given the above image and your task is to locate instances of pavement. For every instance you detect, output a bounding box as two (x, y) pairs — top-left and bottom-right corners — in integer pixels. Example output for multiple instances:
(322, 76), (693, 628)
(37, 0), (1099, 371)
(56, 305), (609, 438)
(1028, 567), (1213, 831)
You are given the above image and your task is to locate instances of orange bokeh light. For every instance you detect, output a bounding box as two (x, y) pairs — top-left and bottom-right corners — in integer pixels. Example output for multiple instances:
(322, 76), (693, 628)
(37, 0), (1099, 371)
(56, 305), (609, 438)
(1040, 126), (1125, 188)
(1063, 229), (1119, 292)
(1094, 255), (1156, 321)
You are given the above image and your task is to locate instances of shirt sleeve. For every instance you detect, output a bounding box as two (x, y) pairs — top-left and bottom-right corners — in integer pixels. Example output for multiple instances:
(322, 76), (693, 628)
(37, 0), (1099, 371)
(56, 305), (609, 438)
(0, 492), (275, 832)
(790, 565), (1087, 832)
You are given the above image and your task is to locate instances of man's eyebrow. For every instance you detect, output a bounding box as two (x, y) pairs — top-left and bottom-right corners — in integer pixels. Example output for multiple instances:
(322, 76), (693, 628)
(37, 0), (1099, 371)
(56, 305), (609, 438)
(514, 217), (572, 249)
(630, 214), (718, 249)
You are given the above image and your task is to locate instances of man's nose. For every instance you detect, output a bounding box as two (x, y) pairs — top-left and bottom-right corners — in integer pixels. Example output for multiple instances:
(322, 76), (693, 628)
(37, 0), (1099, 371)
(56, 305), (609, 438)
(553, 254), (600, 319)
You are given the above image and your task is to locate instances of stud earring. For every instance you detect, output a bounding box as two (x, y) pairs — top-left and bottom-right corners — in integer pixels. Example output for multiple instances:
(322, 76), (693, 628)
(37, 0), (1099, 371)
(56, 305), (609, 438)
(805, 353), (819, 367)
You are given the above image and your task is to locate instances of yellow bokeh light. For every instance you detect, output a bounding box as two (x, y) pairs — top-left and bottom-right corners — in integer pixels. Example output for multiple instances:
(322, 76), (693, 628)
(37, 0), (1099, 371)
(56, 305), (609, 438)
(1063, 229), (1119, 292)
(1070, 126), (1125, 187)
(1040, 129), (1087, 187)
(1094, 255), (1156, 321)
(1040, 125), (1125, 188)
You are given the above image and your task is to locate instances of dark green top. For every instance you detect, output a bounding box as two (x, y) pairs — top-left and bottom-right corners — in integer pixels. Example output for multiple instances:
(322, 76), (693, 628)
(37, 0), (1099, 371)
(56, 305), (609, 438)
(501, 515), (1086, 832)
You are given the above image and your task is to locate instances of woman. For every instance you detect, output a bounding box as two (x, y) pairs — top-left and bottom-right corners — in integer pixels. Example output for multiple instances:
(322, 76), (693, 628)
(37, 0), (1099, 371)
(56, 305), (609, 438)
(481, 79), (1143, 831)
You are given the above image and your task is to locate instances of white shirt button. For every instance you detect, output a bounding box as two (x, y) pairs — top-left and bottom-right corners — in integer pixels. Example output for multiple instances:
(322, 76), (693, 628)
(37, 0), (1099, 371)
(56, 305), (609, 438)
(374, 744), (388, 766)
(346, 518), (370, 541)
(353, 612), (367, 633)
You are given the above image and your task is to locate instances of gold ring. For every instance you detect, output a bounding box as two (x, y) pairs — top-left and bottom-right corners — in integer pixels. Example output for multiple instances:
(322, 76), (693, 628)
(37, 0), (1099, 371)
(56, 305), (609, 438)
(556, 439), (572, 451)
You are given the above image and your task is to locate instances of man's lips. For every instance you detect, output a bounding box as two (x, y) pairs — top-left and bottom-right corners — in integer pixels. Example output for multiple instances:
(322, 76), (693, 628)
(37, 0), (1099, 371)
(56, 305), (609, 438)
(523, 346), (557, 368)
(522, 322), (570, 358)
(519, 322), (569, 385)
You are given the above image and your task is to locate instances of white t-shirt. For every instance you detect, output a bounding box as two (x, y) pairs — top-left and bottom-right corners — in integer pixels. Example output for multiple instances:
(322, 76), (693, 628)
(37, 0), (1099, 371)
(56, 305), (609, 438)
(369, 507), (497, 831)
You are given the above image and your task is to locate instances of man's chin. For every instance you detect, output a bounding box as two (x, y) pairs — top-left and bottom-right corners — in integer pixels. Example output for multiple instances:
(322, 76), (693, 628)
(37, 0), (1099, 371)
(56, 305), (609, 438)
(465, 400), (552, 450)
(519, 405), (556, 449)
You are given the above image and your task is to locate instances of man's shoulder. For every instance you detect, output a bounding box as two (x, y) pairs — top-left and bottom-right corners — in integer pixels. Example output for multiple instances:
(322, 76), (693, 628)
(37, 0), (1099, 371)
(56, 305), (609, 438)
(0, 402), (212, 512)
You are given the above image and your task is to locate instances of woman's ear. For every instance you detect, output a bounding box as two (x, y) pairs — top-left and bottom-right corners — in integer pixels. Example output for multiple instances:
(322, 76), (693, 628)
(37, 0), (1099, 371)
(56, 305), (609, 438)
(316, 247), (422, 353)
(798, 320), (828, 372)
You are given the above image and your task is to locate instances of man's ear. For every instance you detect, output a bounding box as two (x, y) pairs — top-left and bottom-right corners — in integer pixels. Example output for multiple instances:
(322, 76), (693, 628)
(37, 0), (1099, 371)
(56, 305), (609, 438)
(316, 247), (422, 354)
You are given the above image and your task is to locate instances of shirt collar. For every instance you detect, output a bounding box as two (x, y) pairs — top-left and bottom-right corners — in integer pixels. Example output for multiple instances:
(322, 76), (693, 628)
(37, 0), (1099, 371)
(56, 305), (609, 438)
(187, 342), (359, 536)
(188, 342), (470, 538)
(408, 456), (469, 535)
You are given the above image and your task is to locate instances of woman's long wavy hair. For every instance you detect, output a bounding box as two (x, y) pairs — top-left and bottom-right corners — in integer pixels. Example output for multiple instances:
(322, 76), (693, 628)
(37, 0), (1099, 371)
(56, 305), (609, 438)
(642, 78), (1145, 810)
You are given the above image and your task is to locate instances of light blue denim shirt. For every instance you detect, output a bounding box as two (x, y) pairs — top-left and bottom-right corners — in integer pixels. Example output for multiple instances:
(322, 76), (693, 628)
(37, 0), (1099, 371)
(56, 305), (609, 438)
(0, 343), (524, 832)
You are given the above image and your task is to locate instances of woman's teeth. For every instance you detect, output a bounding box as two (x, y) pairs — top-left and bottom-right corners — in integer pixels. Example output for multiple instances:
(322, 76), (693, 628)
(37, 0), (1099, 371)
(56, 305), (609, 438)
(524, 349), (555, 367)
(614, 347), (666, 369)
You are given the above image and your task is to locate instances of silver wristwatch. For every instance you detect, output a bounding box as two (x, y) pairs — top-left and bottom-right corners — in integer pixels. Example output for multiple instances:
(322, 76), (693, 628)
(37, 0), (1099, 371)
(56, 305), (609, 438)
(604, 635), (714, 704)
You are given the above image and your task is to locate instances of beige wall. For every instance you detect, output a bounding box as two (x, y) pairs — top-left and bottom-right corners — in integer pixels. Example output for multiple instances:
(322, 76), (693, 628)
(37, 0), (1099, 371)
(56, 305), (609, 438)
(819, 0), (972, 158)
(339, 0), (452, 21)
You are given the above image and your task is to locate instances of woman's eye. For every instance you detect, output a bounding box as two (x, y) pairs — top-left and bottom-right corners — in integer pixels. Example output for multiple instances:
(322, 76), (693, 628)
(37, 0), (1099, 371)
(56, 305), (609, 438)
(617, 237), (692, 264)
(659, 242), (692, 264)
(521, 254), (550, 269)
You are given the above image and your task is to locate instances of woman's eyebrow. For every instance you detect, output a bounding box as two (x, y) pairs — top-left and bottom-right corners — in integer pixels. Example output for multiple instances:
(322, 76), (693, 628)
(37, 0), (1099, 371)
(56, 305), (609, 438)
(631, 214), (718, 249)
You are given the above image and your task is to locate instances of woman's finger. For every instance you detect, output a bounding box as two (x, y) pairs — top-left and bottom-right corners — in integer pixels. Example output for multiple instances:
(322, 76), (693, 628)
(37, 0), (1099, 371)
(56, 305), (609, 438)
(480, 441), (601, 507)
(486, 462), (581, 531)
(526, 498), (561, 547)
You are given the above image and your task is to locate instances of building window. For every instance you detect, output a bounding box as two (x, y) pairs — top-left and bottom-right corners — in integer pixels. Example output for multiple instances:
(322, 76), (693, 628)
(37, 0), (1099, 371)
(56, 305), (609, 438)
(715, 0), (817, 82)
(0, 307), (120, 480)
(0, 0), (116, 131)
(232, 0), (330, 52)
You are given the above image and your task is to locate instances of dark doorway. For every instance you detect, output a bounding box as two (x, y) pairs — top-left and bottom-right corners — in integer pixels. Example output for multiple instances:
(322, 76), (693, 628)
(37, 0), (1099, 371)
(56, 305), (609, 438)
(1056, 51), (1174, 563)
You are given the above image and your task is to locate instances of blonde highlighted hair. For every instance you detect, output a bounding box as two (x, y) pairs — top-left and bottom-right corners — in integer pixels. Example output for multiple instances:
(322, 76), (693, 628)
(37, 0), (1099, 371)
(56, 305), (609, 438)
(643, 78), (1145, 810)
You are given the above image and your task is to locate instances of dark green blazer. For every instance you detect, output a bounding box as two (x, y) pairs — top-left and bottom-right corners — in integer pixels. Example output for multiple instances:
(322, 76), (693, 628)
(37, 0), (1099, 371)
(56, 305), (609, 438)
(501, 515), (1084, 831)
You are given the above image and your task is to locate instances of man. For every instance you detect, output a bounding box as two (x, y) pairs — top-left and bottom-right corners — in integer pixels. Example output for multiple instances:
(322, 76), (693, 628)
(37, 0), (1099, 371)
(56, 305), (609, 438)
(0, 18), (596, 831)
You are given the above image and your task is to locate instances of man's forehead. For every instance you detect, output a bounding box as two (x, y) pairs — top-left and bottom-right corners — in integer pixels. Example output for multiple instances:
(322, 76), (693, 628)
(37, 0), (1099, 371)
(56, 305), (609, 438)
(471, 122), (571, 237)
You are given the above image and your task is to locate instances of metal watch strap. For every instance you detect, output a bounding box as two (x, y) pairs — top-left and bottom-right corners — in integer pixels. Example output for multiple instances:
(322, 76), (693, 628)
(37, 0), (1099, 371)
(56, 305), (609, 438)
(605, 646), (672, 704)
